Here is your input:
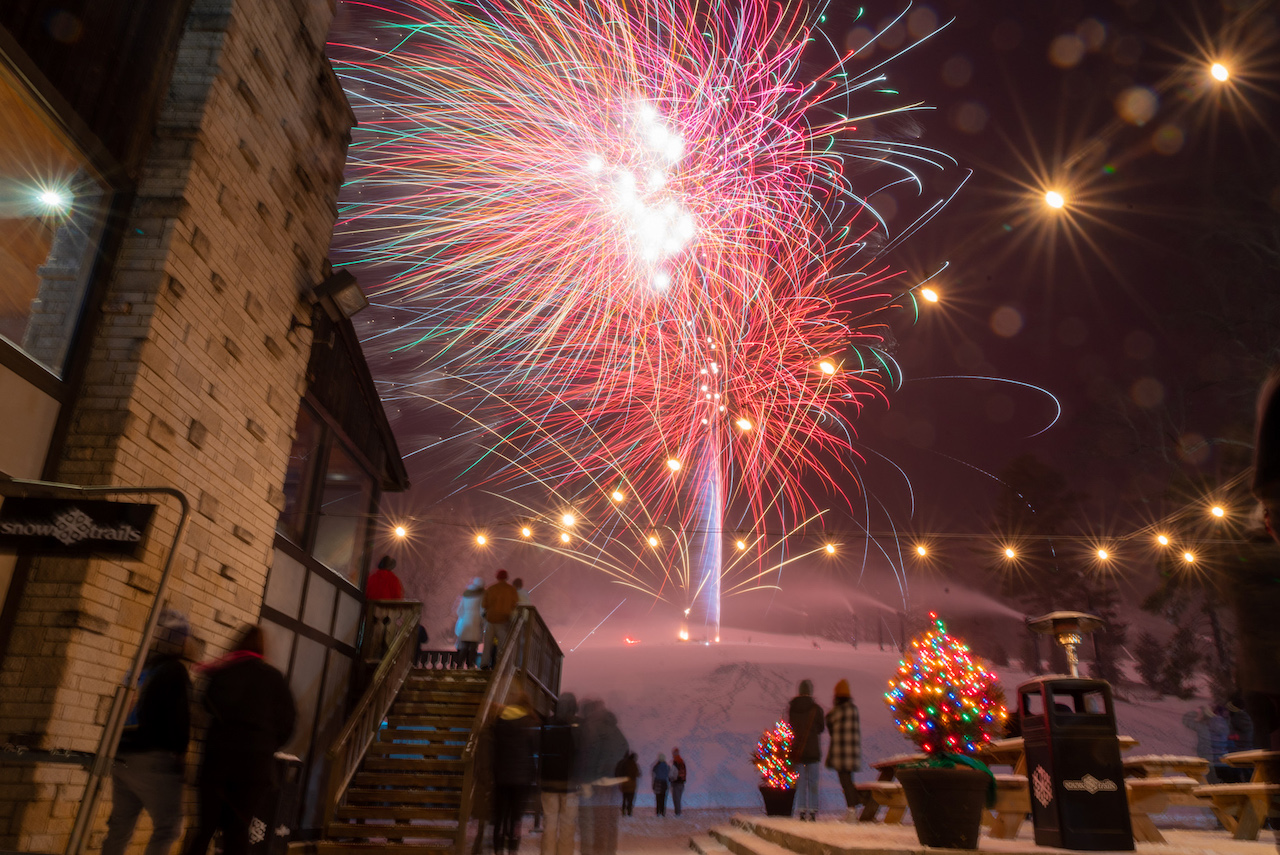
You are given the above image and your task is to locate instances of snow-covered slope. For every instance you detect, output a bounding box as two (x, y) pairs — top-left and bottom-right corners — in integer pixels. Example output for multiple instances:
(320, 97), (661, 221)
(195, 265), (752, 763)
(558, 629), (1204, 811)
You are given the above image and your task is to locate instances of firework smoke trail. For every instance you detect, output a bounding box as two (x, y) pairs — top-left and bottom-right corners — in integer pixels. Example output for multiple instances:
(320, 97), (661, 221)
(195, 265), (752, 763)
(333, 0), (956, 611)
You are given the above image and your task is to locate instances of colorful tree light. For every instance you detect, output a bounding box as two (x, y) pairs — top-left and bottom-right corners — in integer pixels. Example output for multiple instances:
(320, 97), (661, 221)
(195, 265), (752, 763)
(752, 720), (799, 789)
(885, 613), (1008, 756)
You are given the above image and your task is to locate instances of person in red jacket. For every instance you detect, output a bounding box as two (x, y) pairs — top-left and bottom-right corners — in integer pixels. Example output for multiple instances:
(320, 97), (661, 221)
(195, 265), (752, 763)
(365, 555), (404, 600)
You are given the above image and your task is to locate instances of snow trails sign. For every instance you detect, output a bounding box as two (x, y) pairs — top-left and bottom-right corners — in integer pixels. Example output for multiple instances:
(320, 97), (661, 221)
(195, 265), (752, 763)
(0, 498), (155, 559)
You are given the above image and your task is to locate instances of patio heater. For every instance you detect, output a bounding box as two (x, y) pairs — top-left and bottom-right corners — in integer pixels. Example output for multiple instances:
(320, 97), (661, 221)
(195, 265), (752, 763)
(1027, 611), (1104, 677)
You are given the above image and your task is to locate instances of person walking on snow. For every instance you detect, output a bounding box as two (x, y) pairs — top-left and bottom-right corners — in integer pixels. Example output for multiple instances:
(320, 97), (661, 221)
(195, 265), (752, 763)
(539, 693), (580, 855)
(615, 752), (639, 816)
(481, 569), (519, 668)
(825, 679), (862, 817)
(788, 679), (824, 821)
(669, 748), (687, 816)
(454, 577), (484, 666)
(651, 754), (671, 816)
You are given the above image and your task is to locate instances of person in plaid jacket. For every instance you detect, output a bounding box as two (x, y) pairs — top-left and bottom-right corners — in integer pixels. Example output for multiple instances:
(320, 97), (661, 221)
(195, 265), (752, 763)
(825, 679), (862, 814)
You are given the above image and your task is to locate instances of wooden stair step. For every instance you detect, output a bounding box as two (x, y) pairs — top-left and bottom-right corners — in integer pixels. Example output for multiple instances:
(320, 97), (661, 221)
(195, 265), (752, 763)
(395, 690), (484, 705)
(327, 823), (457, 840)
(351, 772), (464, 788)
(384, 715), (474, 728)
(710, 825), (794, 855)
(391, 702), (480, 717)
(343, 788), (462, 806)
(335, 806), (459, 822)
(689, 833), (732, 855)
(316, 841), (452, 854)
(364, 742), (467, 757)
(404, 673), (488, 687)
(361, 758), (465, 773)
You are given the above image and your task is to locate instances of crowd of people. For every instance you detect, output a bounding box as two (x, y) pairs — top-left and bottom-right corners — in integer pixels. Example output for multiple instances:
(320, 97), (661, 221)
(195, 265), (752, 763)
(786, 678), (862, 821)
(103, 616), (296, 855)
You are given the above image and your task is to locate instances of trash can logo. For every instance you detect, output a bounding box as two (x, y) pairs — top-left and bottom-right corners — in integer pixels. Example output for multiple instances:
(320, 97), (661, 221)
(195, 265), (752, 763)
(1062, 774), (1117, 794)
(1032, 765), (1054, 807)
(249, 817), (267, 845)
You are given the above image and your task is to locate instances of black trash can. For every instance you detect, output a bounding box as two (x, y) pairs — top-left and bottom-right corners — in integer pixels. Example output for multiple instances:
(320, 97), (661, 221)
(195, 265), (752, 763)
(1020, 677), (1133, 850)
(248, 753), (304, 855)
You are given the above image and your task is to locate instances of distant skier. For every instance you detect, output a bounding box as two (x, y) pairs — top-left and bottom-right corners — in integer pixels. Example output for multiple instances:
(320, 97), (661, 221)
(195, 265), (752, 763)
(825, 679), (862, 817)
(651, 753), (670, 816)
(787, 679), (824, 821)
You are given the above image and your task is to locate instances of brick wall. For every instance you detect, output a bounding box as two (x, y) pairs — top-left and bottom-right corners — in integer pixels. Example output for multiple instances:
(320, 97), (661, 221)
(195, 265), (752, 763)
(0, 0), (354, 849)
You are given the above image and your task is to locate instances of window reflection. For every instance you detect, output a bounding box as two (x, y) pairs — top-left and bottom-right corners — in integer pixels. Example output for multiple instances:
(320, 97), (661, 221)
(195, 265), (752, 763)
(312, 442), (373, 585)
(0, 64), (111, 375)
(277, 405), (323, 544)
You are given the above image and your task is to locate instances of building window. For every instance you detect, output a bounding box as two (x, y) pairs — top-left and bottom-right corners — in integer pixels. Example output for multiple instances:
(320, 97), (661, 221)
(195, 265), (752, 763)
(0, 62), (111, 376)
(277, 404), (323, 545)
(312, 442), (374, 586)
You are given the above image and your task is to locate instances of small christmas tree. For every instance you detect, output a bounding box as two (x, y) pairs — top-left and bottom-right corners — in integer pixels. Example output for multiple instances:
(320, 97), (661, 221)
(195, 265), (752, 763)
(885, 612), (1008, 756)
(752, 720), (799, 789)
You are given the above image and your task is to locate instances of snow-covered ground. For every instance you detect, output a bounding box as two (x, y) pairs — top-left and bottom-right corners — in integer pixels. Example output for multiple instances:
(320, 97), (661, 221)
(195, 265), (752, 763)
(559, 626), (1205, 812)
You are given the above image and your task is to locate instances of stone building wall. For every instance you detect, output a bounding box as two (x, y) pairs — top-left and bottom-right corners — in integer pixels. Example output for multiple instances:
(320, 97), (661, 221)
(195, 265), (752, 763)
(0, 0), (354, 849)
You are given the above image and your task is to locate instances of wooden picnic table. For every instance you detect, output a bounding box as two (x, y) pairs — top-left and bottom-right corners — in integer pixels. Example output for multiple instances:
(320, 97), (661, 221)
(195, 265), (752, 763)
(1123, 754), (1210, 783)
(976, 735), (1139, 775)
(1194, 750), (1280, 841)
(870, 753), (926, 782)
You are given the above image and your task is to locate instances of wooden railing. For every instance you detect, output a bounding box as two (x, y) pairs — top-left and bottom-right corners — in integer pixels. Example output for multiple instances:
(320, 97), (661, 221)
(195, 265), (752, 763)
(455, 606), (563, 851)
(322, 599), (421, 829)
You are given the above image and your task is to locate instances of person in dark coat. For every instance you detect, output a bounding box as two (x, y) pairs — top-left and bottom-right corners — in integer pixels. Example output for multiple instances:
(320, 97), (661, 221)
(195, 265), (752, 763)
(614, 752), (639, 816)
(824, 679), (862, 816)
(650, 754), (670, 816)
(492, 693), (540, 854)
(539, 693), (579, 855)
(669, 748), (687, 816)
(787, 679), (824, 821)
(577, 699), (627, 854)
(103, 609), (192, 855)
(184, 625), (296, 855)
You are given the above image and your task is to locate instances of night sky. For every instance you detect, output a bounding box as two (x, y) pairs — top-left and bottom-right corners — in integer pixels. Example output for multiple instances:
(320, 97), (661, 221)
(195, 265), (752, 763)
(328, 0), (1280, 629)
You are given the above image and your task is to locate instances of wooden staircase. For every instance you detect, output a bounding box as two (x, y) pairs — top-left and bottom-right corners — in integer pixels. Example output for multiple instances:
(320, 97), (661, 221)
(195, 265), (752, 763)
(319, 669), (490, 853)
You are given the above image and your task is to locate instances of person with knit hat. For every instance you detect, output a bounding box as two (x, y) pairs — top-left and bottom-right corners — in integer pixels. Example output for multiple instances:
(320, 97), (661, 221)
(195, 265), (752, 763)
(787, 679), (824, 821)
(455, 576), (485, 667)
(365, 555), (404, 600)
(825, 679), (862, 817)
(481, 569), (519, 668)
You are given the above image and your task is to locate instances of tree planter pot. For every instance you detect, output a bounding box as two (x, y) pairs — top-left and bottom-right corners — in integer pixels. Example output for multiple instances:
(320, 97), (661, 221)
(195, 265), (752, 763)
(898, 765), (989, 849)
(758, 786), (796, 816)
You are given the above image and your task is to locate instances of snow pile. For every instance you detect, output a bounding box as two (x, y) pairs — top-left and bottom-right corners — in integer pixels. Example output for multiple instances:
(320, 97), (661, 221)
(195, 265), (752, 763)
(559, 630), (1204, 811)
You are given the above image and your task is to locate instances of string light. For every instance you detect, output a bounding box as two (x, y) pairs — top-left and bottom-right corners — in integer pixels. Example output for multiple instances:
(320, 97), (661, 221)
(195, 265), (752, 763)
(393, 525), (407, 538)
(1210, 62), (1230, 82)
(521, 526), (532, 538)
(1156, 534), (1170, 546)
(915, 544), (928, 557)
(476, 534), (487, 546)
(884, 613), (1008, 756)
(752, 721), (799, 789)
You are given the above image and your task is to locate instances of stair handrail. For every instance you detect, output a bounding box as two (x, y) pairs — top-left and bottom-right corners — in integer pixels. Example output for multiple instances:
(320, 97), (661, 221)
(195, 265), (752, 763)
(454, 607), (533, 851)
(322, 598), (421, 829)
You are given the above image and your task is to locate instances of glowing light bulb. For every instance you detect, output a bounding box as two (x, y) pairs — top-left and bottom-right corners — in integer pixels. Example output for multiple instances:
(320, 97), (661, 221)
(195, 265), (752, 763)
(38, 189), (68, 209)
(1044, 190), (1065, 209)
(1210, 62), (1230, 82)
(735, 540), (746, 550)
(1097, 549), (1109, 560)
(560, 532), (571, 544)
(393, 525), (407, 538)
(736, 418), (753, 431)
(819, 360), (836, 375)
(648, 535), (659, 547)
(667, 458), (681, 472)
(1183, 551), (1195, 563)
(562, 513), (576, 526)
(915, 545), (927, 557)
(476, 534), (487, 546)
(825, 543), (836, 555)
(1156, 534), (1169, 546)
(920, 287), (939, 303)
(1210, 505), (1225, 518)
(521, 526), (532, 538)
(611, 490), (624, 502)
(1004, 547), (1016, 559)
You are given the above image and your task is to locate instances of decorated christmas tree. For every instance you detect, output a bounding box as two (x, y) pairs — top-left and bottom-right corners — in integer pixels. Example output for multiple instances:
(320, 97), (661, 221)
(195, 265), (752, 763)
(752, 720), (799, 789)
(885, 612), (1008, 756)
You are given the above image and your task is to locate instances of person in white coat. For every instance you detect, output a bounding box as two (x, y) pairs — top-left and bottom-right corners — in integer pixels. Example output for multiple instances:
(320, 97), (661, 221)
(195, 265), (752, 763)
(454, 577), (485, 666)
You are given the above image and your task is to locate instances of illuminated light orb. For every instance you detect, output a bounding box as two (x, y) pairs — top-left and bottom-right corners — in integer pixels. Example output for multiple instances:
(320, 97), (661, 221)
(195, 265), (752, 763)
(1210, 62), (1230, 82)
(520, 526), (532, 537)
(38, 189), (67, 209)
(1155, 534), (1169, 546)
(819, 360), (836, 375)
(476, 534), (487, 546)
(560, 532), (571, 543)
(736, 417), (753, 431)
(562, 512), (576, 526)
(1096, 549), (1109, 560)
(611, 490), (624, 502)
(915, 545), (927, 557)
(648, 535), (659, 547)
(735, 539), (747, 550)
(678, 629), (690, 641)
(1044, 190), (1066, 209)
(825, 543), (836, 555)
(666, 458), (681, 472)
(1210, 505), (1225, 518)
(1183, 551), (1195, 563)
(920, 287), (939, 303)
(393, 525), (407, 538)
(1004, 547), (1016, 559)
